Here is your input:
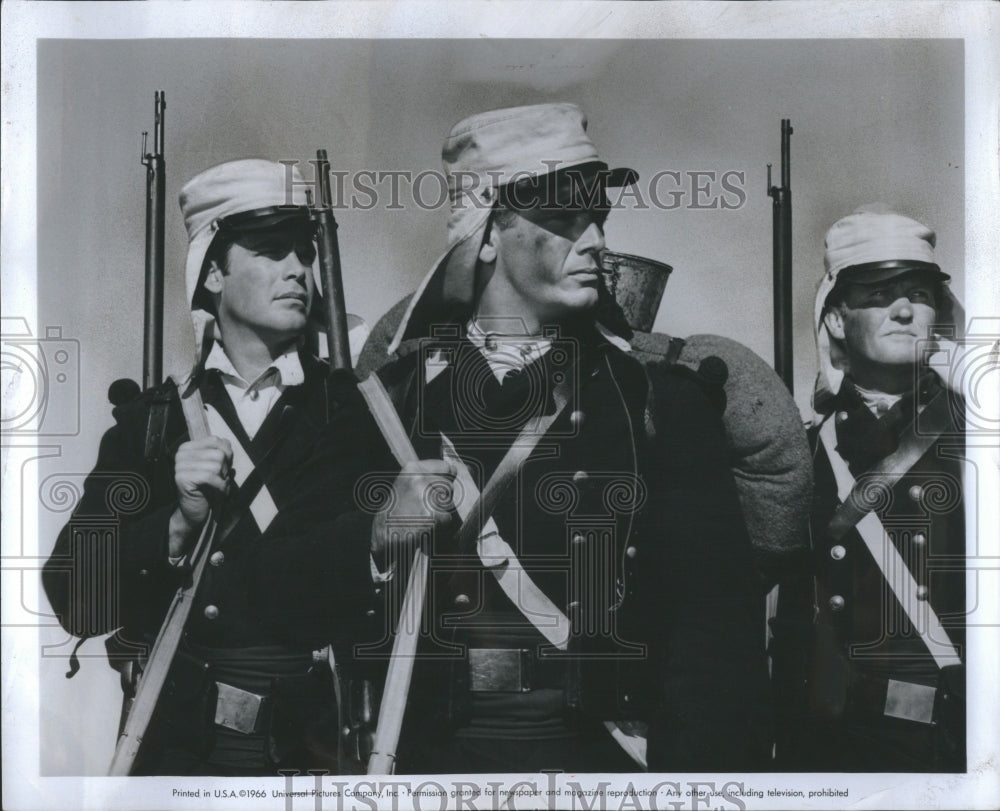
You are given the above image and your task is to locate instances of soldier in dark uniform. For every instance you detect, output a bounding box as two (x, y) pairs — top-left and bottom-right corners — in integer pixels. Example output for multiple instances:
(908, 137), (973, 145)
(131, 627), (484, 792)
(774, 204), (966, 771)
(42, 159), (453, 776)
(368, 103), (771, 773)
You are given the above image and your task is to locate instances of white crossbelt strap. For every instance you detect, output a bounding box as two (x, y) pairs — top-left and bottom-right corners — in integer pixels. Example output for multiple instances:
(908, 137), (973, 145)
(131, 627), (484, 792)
(441, 433), (648, 769)
(818, 417), (961, 667)
(441, 434), (570, 650)
(204, 405), (279, 534)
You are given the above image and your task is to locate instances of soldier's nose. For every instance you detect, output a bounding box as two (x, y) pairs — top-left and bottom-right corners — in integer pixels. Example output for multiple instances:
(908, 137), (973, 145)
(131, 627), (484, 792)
(576, 222), (605, 254)
(282, 255), (308, 280)
(891, 298), (914, 320)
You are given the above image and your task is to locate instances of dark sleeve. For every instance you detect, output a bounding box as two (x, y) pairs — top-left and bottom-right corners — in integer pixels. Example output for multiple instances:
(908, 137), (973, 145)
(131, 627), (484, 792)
(641, 365), (772, 771)
(41, 403), (185, 639)
(245, 390), (397, 647)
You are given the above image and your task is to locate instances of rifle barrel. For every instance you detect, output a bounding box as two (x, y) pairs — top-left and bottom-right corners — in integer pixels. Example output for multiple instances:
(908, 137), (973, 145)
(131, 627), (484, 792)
(142, 91), (166, 390)
(313, 149), (352, 372)
(769, 119), (793, 392)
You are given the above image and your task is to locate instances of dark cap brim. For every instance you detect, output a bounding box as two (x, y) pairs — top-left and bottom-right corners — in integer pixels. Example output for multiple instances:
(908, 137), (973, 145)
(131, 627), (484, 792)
(547, 161), (638, 187)
(839, 260), (950, 285)
(216, 205), (312, 233)
(500, 162), (638, 211)
(605, 166), (639, 187)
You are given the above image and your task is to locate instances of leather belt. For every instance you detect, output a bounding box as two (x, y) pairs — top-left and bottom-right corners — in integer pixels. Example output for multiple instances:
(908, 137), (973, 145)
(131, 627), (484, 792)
(166, 642), (328, 736)
(467, 647), (566, 693)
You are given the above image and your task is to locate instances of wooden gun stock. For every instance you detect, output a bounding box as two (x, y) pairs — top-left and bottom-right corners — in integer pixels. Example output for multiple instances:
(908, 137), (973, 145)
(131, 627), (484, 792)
(108, 382), (217, 776)
(357, 374), (425, 776)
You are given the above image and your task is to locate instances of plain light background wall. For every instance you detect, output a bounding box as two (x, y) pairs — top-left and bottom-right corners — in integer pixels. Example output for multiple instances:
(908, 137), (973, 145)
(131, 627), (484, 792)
(34, 37), (963, 775)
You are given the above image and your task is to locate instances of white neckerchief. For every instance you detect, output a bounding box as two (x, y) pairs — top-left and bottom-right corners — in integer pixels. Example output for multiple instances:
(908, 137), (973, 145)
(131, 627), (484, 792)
(203, 340), (304, 439)
(466, 319), (553, 382)
(853, 382), (904, 418)
(422, 319), (632, 384)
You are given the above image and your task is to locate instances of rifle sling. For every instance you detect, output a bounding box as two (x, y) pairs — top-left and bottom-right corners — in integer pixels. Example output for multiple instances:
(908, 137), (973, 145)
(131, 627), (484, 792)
(826, 388), (953, 541)
(441, 364), (647, 768)
(451, 371), (574, 555)
(819, 388), (961, 669)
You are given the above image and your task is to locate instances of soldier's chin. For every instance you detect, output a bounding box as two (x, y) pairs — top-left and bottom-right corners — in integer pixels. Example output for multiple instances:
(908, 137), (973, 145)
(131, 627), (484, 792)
(266, 313), (309, 339)
(567, 288), (600, 312)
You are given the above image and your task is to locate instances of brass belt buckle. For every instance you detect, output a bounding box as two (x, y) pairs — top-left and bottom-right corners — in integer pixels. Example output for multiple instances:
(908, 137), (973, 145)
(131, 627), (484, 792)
(468, 648), (532, 692)
(214, 681), (266, 734)
(883, 678), (936, 724)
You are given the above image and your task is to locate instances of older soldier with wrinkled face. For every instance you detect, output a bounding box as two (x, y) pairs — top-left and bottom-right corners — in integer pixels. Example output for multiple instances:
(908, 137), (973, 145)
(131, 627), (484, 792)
(822, 269), (942, 395)
(371, 103), (771, 774)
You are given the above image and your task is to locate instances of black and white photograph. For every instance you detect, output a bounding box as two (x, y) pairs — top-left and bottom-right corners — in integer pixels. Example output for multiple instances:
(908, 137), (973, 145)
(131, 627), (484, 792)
(2, 2), (998, 809)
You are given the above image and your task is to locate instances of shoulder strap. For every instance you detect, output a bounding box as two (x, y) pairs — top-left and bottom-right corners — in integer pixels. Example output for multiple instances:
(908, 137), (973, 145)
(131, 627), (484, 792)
(663, 335), (686, 364)
(629, 330), (686, 365)
(443, 436), (571, 651)
(450, 369), (574, 554)
(817, 401), (961, 669)
(826, 389), (953, 540)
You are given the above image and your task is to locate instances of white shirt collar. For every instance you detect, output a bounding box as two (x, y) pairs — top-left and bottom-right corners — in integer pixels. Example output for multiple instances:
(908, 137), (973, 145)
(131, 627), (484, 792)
(466, 319), (553, 382)
(204, 339), (305, 389)
(423, 318), (632, 384)
(594, 321), (632, 353)
(852, 382), (904, 417)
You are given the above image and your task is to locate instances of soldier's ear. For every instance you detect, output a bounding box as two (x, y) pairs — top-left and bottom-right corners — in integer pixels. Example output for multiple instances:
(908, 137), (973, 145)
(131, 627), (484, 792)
(823, 306), (846, 341)
(203, 261), (225, 295)
(478, 229), (499, 265)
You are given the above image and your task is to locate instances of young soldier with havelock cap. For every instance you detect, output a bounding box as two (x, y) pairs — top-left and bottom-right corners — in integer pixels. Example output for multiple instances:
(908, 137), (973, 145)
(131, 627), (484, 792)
(774, 204), (966, 771)
(369, 103), (771, 773)
(42, 159), (453, 775)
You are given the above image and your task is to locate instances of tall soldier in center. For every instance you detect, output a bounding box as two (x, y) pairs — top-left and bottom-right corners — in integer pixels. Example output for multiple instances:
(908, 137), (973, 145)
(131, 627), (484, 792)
(370, 104), (771, 772)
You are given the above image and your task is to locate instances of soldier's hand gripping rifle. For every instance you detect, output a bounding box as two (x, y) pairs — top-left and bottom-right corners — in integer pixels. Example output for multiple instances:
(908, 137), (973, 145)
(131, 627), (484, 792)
(309, 151), (424, 775)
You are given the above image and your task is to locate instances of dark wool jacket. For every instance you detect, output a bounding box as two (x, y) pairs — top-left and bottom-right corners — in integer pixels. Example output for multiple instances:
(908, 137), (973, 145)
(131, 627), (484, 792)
(42, 355), (388, 658)
(808, 377), (966, 683)
(377, 328), (771, 772)
(773, 374), (966, 772)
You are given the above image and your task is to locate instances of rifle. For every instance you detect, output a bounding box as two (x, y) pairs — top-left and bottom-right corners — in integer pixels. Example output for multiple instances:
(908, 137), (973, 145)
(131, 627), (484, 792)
(767, 119), (793, 393)
(142, 92), (166, 390)
(108, 93), (222, 776)
(308, 150), (425, 774)
(106, 93), (166, 410)
(764, 119), (794, 672)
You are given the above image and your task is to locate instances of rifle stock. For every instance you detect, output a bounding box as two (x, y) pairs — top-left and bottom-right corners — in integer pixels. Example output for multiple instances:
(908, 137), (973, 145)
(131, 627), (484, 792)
(108, 383), (217, 776)
(357, 374), (423, 776)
